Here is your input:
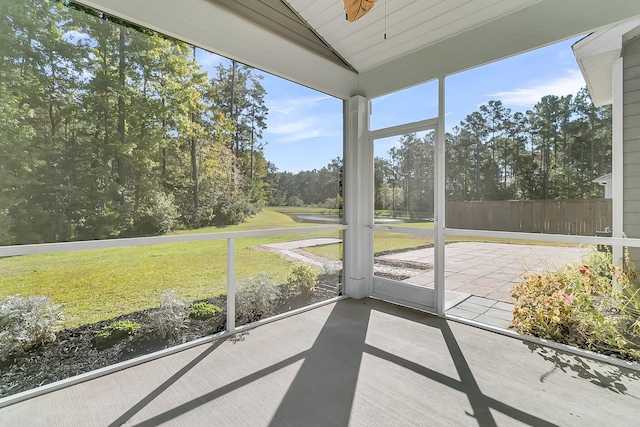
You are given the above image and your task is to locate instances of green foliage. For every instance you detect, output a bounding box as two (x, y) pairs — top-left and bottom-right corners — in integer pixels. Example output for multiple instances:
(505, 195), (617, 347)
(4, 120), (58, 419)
(511, 249), (640, 361)
(444, 93), (611, 202)
(119, 190), (178, 237)
(148, 290), (188, 339)
(0, 209), (14, 246)
(212, 192), (257, 226)
(266, 157), (342, 208)
(94, 320), (141, 346)
(0, 0), (267, 245)
(287, 264), (319, 293)
(0, 295), (64, 361)
(287, 196), (305, 207)
(236, 273), (280, 324)
(188, 302), (222, 320)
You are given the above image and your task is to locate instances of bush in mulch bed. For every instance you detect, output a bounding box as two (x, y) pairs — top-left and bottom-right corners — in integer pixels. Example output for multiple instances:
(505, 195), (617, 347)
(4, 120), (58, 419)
(0, 273), (340, 399)
(511, 249), (640, 362)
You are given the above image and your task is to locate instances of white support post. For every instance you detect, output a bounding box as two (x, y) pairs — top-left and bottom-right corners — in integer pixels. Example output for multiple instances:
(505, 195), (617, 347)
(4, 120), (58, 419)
(434, 77), (446, 316)
(227, 237), (236, 332)
(612, 57), (624, 289)
(343, 95), (372, 299)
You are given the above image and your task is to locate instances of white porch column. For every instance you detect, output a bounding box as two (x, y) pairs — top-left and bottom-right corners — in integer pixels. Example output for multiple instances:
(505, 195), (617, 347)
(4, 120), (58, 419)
(434, 78), (446, 316)
(612, 57), (624, 288)
(343, 95), (373, 299)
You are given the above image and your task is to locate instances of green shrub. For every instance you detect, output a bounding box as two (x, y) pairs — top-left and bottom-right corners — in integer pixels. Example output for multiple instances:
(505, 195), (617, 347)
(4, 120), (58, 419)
(95, 320), (141, 345)
(0, 295), (64, 361)
(119, 189), (178, 237)
(149, 290), (188, 339)
(287, 196), (304, 207)
(510, 249), (640, 361)
(236, 273), (280, 324)
(188, 302), (222, 320)
(287, 264), (319, 293)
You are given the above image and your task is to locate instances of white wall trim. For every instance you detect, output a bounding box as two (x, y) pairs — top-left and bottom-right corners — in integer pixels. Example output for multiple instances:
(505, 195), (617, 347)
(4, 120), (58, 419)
(444, 228), (640, 248)
(369, 118), (439, 140)
(612, 57), (625, 286)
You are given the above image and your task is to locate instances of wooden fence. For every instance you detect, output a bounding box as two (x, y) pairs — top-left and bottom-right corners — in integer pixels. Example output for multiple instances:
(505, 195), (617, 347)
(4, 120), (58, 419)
(446, 199), (612, 236)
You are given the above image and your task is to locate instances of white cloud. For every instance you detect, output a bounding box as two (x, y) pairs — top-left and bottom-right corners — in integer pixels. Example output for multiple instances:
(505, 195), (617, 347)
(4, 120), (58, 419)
(267, 96), (331, 114)
(488, 69), (586, 108)
(265, 96), (339, 143)
(268, 119), (313, 135)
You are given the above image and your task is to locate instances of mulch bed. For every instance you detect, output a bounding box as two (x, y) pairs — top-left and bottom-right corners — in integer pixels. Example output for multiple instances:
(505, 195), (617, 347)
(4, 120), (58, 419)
(373, 244), (435, 278)
(0, 276), (340, 399)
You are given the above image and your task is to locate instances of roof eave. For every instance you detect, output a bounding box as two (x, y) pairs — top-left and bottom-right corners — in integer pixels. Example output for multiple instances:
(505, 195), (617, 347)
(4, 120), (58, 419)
(572, 17), (640, 107)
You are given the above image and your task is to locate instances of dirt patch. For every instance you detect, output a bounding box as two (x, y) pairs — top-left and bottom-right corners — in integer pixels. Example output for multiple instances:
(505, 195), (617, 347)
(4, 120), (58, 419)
(375, 258), (433, 271)
(373, 271), (412, 281)
(374, 243), (435, 258)
(372, 244), (435, 280)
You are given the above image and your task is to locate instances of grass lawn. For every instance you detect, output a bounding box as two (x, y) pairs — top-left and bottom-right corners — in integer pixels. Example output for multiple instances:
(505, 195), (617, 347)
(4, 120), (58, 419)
(0, 206), (579, 327)
(0, 208), (340, 327)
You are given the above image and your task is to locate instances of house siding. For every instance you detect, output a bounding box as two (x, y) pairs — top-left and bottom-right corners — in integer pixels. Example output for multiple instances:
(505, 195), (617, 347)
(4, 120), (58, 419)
(623, 34), (640, 264)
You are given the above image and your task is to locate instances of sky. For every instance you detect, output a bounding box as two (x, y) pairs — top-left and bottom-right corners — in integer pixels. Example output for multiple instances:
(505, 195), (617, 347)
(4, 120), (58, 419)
(196, 36), (587, 173)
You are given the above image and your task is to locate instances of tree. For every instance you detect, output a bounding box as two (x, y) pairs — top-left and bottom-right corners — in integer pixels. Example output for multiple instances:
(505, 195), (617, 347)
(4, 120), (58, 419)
(0, 0), (270, 244)
(446, 91), (610, 203)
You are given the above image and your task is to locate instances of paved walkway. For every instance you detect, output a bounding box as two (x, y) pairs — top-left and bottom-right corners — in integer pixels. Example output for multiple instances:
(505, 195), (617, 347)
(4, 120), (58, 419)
(380, 242), (584, 303)
(261, 238), (342, 250)
(260, 238), (343, 270)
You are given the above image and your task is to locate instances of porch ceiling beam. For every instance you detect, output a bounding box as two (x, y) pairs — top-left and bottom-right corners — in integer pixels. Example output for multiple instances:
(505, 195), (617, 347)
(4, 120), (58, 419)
(72, 0), (359, 99)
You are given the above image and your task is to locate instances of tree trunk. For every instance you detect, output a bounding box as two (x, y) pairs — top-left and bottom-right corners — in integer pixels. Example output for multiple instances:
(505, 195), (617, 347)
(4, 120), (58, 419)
(191, 130), (198, 209)
(116, 27), (126, 187)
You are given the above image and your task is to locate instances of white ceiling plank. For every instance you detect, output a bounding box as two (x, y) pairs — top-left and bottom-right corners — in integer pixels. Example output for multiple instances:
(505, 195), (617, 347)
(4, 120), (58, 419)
(292, 0), (535, 72)
(348, 0), (523, 70)
(286, 0), (334, 16)
(332, 0), (486, 57)
(290, 2), (341, 30)
(329, 0), (453, 46)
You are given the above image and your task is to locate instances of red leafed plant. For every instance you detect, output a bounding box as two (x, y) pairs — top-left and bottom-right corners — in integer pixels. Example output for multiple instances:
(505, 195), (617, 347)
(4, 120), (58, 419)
(510, 248), (640, 361)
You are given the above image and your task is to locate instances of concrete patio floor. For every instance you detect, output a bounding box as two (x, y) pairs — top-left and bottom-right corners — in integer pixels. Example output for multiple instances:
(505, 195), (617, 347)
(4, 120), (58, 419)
(2, 298), (639, 426)
(447, 296), (515, 329)
(380, 242), (585, 303)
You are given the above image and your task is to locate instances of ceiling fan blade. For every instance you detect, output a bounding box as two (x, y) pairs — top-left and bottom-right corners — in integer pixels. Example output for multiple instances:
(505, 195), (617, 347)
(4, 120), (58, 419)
(344, 0), (377, 22)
